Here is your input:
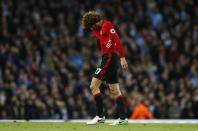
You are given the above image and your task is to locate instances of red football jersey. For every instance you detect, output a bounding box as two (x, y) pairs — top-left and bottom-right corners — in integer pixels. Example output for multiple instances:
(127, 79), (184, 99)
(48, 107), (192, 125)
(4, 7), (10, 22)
(91, 20), (125, 58)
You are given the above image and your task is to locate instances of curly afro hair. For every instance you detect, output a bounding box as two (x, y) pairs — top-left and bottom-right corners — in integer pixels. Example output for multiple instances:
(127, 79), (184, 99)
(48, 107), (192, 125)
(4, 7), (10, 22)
(81, 11), (102, 29)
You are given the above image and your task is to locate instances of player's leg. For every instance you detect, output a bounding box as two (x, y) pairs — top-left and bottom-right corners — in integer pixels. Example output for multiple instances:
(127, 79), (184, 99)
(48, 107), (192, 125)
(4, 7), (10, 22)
(109, 83), (124, 120)
(109, 83), (128, 125)
(90, 77), (104, 118)
(87, 77), (105, 125)
(104, 53), (128, 125)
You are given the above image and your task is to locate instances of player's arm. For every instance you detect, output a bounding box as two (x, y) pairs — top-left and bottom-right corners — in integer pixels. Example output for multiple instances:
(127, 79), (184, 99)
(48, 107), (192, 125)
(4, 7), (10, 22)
(113, 32), (128, 71)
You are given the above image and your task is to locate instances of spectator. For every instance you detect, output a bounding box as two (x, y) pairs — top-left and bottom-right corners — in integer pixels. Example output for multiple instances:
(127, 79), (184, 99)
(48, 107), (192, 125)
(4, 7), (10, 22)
(129, 92), (154, 119)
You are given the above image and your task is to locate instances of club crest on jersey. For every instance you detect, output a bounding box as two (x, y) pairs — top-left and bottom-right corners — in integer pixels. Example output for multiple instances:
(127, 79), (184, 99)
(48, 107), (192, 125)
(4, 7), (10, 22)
(106, 39), (112, 48)
(110, 28), (116, 34)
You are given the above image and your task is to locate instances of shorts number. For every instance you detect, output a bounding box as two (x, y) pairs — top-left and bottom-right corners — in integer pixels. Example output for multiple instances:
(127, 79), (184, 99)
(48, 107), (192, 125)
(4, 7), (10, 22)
(95, 68), (102, 75)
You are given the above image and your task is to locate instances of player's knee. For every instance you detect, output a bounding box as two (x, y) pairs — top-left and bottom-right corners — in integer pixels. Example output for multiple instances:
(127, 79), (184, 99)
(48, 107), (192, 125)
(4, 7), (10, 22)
(109, 88), (115, 94)
(110, 87), (121, 98)
(90, 84), (100, 94)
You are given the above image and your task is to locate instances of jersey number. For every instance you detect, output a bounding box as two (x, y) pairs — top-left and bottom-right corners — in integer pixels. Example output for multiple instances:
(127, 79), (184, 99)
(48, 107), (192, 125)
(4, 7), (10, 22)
(95, 68), (102, 75)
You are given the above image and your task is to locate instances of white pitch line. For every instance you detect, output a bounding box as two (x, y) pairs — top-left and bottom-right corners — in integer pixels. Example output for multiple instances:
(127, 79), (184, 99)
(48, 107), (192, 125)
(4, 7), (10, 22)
(70, 119), (198, 124)
(0, 119), (198, 124)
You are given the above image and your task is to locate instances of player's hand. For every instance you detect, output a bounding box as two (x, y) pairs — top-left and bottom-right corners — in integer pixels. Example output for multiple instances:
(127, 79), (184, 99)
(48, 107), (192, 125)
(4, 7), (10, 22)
(120, 57), (128, 71)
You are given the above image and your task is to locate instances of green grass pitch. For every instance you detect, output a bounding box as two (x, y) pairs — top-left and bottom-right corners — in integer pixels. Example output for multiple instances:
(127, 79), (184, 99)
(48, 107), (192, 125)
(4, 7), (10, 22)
(0, 122), (198, 131)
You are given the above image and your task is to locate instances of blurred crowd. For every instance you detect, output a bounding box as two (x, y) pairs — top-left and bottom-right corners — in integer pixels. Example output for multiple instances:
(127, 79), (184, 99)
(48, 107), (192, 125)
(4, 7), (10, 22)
(0, 0), (198, 119)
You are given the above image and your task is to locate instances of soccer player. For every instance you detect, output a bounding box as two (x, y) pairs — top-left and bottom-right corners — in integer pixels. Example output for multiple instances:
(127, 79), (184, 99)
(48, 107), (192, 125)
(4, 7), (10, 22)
(81, 11), (128, 125)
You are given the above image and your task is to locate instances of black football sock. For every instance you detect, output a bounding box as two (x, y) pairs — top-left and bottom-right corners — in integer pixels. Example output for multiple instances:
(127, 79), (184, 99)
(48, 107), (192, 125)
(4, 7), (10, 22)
(94, 93), (104, 118)
(116, 96), (126, 120)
